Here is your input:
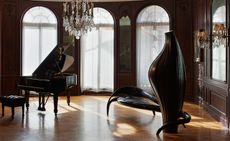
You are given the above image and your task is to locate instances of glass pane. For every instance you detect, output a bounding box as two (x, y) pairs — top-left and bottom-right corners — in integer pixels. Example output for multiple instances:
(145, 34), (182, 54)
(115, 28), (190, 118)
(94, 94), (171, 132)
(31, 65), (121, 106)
(81, 8), (114, 92)
(136, 5), (170, 93)
(22, 6), (57, 76)
(99, 28), (114, 89)
(41, 27), (58, 59)
(137, 6), (169, 23)
(212, 0), (226, 81)
(23, 6), (57, 24)
(212, 45), (226, 80)
(93, 8), (114, 24)
(22, 27), (40, 76)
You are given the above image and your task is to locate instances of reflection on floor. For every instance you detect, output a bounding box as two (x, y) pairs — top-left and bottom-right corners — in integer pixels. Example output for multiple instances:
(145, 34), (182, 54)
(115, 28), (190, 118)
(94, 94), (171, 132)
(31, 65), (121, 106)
(0, 96), (229, 141)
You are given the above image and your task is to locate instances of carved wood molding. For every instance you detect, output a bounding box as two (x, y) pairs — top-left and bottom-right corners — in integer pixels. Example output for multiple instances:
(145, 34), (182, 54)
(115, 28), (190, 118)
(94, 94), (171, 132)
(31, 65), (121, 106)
(3, 3), (16, 16)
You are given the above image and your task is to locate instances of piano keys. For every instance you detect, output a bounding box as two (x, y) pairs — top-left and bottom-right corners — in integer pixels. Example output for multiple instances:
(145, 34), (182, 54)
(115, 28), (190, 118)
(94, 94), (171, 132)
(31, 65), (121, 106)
(18, 45), (77, 115)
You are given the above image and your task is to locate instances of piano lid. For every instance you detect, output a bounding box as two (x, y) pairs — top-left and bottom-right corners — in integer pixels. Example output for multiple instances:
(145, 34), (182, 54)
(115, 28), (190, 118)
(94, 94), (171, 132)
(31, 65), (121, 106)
(32, 45), (74, 79)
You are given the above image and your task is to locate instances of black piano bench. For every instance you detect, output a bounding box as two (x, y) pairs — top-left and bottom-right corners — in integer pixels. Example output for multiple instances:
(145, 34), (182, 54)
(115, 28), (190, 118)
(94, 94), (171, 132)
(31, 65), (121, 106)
(0, 95), (26, 119)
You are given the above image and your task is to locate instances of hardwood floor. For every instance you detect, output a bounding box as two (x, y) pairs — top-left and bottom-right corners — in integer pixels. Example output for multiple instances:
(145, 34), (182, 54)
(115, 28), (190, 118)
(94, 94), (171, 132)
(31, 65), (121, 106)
(0, 95), (229, 141)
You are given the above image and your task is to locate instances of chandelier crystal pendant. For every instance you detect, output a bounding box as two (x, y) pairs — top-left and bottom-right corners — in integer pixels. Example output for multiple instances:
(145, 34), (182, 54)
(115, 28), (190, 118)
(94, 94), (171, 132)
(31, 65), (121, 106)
(63, 0), (94, 39)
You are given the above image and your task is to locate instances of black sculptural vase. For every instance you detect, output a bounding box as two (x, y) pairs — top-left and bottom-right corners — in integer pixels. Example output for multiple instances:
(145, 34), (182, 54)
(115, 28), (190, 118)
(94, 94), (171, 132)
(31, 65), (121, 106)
(148, 31), (191, 133)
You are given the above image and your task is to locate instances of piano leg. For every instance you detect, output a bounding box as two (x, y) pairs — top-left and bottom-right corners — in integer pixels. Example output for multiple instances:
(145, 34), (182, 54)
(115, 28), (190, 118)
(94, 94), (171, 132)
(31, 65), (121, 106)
(38, 92), (46, 111)
(67, 89), (70, 106)
(25, 90), (30, 110)
(53, 93), (58, 116)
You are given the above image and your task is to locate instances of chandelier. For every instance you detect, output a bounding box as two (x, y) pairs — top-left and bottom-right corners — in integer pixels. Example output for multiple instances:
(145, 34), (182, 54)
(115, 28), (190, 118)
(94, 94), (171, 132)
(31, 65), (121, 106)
(212, 23), (228, 48)
(63, 0), (94, 39)
(196, 23), (228, 48)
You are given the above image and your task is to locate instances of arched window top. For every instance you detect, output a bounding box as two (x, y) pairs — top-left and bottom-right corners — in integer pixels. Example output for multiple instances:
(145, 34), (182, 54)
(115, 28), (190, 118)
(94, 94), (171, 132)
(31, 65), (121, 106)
(23, 6), (57, 24)
(213, 6), (225, 23)
(137, 5), (169, 24)
(93, 8), (113, 25)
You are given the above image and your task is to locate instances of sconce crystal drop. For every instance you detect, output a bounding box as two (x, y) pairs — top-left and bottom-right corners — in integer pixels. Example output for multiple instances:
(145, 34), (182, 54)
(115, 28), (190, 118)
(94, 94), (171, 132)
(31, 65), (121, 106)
(63, 0), (94, 39)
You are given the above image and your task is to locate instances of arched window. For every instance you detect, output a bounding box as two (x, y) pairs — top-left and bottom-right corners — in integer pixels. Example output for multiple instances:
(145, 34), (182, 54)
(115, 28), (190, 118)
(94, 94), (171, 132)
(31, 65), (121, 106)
(136, 5), (169, 93)
(22, 6), (57, 76)
(81, 8), (114, 92)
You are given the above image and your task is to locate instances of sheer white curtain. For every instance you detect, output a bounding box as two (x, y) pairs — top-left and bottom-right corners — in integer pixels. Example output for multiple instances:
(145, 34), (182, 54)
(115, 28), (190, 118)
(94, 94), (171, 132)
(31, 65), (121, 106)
(136, 6), (169, 93)
(22, 6), (57, 76)
(81, 8), (114, 92)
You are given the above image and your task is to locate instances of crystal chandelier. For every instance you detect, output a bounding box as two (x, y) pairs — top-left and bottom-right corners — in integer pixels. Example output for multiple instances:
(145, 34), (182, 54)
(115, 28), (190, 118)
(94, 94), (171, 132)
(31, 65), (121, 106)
(196, 24), (228, 48)
(212, 23), (228, 48)
(63, 0), (94, 39)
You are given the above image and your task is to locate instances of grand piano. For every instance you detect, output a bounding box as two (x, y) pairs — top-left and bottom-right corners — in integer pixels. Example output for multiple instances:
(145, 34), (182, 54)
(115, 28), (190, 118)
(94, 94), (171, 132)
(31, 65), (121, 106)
(18, 45), (77, 115)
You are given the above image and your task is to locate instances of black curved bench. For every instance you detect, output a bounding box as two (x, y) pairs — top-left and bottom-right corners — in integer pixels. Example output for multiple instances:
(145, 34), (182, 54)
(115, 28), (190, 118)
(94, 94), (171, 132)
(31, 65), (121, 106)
(107, 86), (160, 116)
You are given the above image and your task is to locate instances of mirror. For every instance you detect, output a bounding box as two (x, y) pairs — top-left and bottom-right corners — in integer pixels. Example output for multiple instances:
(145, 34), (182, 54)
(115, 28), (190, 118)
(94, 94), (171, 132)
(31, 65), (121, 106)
(119, 16), (131, 72)
(211, 0), (226, 81)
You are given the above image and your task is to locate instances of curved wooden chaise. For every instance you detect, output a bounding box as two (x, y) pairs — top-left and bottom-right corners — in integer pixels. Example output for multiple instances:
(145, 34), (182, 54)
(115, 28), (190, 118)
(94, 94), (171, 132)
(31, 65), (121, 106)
(106, 86), (160, 116)
(106, 31), (191, 135)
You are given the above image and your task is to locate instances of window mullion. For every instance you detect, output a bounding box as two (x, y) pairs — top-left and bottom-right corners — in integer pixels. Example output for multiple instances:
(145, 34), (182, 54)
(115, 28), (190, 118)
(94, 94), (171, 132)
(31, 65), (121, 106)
(39, 24), (42, 63)
(97, 28), (101, 90)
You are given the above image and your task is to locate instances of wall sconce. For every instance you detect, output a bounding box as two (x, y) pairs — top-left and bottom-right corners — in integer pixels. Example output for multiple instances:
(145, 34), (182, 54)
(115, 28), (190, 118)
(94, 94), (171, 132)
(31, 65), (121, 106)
(194, 24), (228, 62)
(196, 29), (208, 48)
(194, 29), (207, 62)
(196, 24), (228, 49)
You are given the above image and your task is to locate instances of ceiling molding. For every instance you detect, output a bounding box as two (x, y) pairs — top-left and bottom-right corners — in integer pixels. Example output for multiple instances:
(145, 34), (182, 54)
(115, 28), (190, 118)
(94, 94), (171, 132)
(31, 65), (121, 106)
(32, 0), (143, 3)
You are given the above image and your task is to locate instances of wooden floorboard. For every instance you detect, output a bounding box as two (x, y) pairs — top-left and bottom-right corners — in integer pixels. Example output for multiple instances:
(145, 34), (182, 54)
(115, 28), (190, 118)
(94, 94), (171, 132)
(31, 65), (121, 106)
(0, 95), (229, 141)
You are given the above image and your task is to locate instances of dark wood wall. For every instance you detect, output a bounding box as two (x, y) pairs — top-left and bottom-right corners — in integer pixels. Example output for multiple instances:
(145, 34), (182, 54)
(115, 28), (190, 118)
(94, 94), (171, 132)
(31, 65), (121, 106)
(175, 0), (194, 100)
(193, 0), (230, 126)
(0, 0), (195, 101)
(0, 0), (21, 95)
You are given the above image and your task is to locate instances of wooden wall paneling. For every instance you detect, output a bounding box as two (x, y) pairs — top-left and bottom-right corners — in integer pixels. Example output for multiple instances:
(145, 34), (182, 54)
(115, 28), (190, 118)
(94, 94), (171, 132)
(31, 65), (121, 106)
(203, 89), (227, 123)
(205, 0), (211, 78)
(204, 79), (228, 96)
(175, 0), (194, 100)
(74, 40), (81, 95)
(0, 1), (2, 94)
(0, 1), (20, 95)
(192, 0), (207, 103)
(210, 91), (226, 113)
(203, 79), (228, 118)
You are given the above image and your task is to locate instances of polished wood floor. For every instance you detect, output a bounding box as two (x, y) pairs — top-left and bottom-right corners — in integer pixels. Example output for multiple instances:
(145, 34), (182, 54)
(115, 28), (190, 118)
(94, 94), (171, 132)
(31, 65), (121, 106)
(0, 95), (229, 141)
